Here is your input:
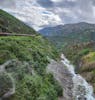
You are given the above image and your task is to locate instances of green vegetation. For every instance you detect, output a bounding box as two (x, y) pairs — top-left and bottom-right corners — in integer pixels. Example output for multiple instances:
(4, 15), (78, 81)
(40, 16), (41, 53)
(0, 9), (63, 99)
(39, 20), (95, 94)
(0, 72), (13, 97)
(0, 36), (62, 100)
(0, 9), (36, 34)
(40, 20), (95, 94)
(40, 23), (95, 94)
(40, 22), (95, 50)
(0, 36), (58, 73)
(82, 52), (95, 62)
(63, 42), (95, 64)
(62, 42), (95, 92)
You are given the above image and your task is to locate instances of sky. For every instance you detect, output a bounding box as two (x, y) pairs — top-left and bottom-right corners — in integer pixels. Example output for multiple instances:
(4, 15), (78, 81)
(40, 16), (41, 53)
(0, 0), (95, 30)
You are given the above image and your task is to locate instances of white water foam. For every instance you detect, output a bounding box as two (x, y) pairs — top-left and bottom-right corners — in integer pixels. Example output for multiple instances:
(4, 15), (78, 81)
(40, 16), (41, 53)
(61, 54), (95, 100)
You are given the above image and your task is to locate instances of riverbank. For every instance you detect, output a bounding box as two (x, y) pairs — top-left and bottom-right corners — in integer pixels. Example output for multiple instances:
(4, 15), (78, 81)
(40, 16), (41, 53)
(61, 54), (95, 100)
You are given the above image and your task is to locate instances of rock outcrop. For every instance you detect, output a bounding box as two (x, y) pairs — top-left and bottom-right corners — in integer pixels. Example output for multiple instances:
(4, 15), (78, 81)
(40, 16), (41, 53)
(47, 60), (73, 100)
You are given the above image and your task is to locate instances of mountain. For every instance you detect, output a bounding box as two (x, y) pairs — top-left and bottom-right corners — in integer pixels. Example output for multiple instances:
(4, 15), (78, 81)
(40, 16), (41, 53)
(0, 9), (63, 100)
(39, 22), (95, 36)
(39, 22), (95, 93)
(0, 9), (36, 34)
(39, 22), (95, 49)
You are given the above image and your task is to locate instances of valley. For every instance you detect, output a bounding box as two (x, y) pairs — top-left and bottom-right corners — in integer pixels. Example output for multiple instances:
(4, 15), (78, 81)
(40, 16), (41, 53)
(0, 8), (95, 100)
(39, 22), (95, 99)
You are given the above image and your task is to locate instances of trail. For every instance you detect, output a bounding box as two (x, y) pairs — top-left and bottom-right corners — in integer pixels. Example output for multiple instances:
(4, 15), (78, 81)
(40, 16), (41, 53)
(0, 32), (36, 37)
(0, 60), (15, 99)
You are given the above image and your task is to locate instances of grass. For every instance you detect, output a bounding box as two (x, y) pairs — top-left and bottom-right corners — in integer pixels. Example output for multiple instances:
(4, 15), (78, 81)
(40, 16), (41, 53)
(62, 42), (95, 93)
(82, 52), (95, 62)
(0, 36), (62, 100)
(0, 9), (63, 99)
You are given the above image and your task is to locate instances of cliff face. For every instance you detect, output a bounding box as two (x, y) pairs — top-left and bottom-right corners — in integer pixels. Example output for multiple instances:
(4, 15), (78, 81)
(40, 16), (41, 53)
(47, 60), (73, 100)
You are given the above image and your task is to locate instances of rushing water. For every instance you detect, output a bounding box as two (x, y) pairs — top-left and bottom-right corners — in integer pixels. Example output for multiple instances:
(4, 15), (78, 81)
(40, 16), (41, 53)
(61, 54), (95, 100)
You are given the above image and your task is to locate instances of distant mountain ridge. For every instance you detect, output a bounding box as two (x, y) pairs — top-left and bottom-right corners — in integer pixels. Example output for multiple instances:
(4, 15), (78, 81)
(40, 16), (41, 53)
(39, 22), (95, 93)
(39, 22), (95, 36)
(39, 22), (95, 49)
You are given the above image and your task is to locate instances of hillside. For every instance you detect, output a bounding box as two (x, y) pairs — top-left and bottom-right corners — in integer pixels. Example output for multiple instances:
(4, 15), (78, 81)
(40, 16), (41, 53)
(39, 22), (95, 36)
(0, 9), (36, 34)
(39, 22), (95, 49)
(63, 41), (95, 92)
(39, 22), (95, 93)
(0, 10), (63, 100)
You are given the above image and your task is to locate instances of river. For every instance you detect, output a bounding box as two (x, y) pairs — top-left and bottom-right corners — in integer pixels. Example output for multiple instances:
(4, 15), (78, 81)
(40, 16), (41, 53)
(61, 54), (95, 100)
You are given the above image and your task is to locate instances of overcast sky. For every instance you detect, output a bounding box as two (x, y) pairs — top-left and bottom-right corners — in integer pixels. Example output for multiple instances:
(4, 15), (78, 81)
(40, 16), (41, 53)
(0, 0), (95, 30)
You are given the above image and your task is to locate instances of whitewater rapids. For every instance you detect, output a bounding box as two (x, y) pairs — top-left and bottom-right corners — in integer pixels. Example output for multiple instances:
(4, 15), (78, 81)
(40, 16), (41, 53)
(61, 54), (95, 100)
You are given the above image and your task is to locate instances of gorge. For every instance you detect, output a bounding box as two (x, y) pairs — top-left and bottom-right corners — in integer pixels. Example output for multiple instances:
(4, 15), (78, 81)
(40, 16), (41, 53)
(61, 54), (95, 100)
(47, 54), (95, 100)
(0, 8), (95, 100)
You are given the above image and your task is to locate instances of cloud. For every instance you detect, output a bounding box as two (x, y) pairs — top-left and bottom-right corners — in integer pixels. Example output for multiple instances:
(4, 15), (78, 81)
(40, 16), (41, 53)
(0, 0), (62, 30)
(51, 0), (63, 2)
(0, 0), (16, 8)
(50, 0), (95, 24)
(37, 0), (53, 8)
(0, 0), (95, 30)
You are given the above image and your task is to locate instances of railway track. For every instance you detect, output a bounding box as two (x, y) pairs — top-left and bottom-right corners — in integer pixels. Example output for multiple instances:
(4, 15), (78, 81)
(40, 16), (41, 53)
(0, 32), (36, 37)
